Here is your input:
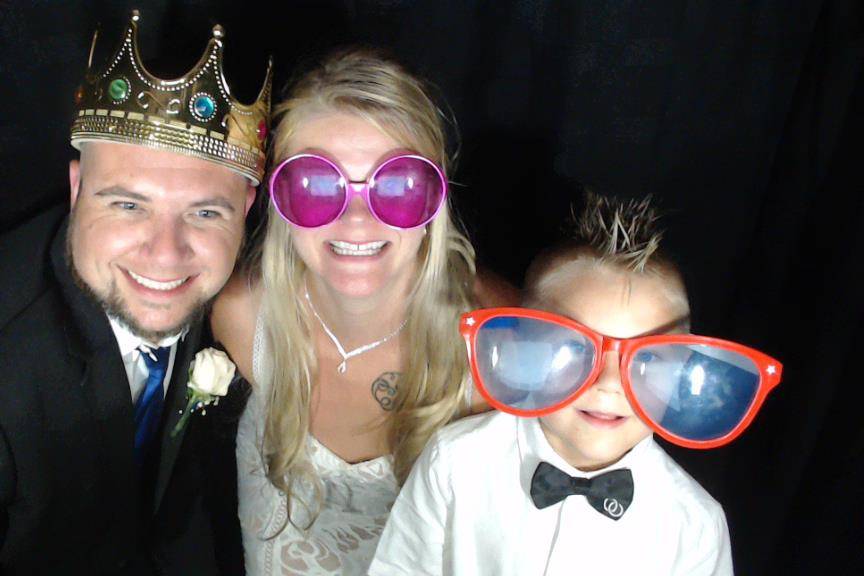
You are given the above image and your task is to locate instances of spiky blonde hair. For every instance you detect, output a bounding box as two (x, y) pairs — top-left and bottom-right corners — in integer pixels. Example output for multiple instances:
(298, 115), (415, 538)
(570, 192), (664, 273)
(525, 191), (688, 313)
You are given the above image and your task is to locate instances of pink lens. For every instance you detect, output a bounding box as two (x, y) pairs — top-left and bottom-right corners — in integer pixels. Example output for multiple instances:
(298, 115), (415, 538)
(270, 154), (447, 229)
(369, 156), (445, 228)
(270, 156), (345, 227)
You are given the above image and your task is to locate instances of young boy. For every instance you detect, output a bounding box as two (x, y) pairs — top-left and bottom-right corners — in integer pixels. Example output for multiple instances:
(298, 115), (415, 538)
(369, 194), (781, 575)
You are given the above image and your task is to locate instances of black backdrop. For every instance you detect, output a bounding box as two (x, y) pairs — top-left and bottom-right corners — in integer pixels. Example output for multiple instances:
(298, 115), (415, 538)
(1, 1), (862, 573)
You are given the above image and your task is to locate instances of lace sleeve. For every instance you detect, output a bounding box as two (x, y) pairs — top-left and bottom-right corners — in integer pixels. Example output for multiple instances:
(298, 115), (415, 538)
(237, 309), (279, 550)
(251, 306), (267, 387)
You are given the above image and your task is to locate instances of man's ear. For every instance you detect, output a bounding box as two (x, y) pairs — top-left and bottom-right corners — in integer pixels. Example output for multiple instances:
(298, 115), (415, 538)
(244, 185), (256, 216)
(69, 160), (82, 208)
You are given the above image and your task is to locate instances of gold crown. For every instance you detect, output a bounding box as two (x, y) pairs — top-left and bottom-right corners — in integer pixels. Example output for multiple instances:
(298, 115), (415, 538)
(71, 10), (272, 184)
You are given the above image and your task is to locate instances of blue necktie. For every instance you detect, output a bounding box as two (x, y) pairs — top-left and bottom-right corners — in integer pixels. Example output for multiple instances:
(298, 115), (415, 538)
(133, 346), (171, 465)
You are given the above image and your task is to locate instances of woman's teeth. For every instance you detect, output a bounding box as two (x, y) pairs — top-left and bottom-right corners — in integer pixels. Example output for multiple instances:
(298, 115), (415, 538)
(329, 240), (387, 256)
(128, 270), (188, 291)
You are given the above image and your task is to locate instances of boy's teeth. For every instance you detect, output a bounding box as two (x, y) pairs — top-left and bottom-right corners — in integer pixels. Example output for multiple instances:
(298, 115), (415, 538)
(128, 270), (188, 291)
(329, 240), (387, 256)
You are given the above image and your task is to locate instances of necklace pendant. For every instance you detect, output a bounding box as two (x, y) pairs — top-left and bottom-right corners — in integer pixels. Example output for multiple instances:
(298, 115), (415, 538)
(305, 285), (408, 378)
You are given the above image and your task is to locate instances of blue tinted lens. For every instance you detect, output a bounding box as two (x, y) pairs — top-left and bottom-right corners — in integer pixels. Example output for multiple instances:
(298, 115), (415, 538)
(475, 316), (595, 412)
(629, 344), (759, 441)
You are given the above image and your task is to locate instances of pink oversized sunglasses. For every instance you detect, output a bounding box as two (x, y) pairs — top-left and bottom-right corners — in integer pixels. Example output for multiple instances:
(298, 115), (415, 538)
(269, 153), (448, 229)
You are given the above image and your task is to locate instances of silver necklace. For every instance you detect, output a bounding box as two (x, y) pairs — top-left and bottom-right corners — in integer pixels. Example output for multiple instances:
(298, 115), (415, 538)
(304, 288), (408, 374)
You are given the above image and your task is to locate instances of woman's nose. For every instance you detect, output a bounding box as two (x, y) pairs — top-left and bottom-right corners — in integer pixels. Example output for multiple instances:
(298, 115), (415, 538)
(341, 186), (375, 224)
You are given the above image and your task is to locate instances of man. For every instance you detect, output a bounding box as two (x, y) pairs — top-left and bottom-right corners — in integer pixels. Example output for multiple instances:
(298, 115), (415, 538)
(0, 10), (270, 574)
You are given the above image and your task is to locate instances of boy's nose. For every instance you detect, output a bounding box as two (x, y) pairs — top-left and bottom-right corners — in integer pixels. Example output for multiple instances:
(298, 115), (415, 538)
(592, 351), (625, 394)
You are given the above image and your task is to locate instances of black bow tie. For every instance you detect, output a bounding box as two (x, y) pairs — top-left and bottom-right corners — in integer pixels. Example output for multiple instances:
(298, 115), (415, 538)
(530, 462), (634, 520)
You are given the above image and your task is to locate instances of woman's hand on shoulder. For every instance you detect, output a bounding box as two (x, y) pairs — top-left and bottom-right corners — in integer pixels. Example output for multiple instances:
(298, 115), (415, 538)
(211, 269), (261, 385)
(473, 266), (520, 309)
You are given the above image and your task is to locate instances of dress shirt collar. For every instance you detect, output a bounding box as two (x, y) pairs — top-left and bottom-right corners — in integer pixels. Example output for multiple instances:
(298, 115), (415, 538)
(517, 416), (653, 482)
(108, 315), (187, 356)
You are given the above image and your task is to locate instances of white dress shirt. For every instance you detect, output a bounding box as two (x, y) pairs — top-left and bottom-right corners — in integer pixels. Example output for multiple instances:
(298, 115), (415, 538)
(108, 316), (184, 403)
(370, 411), (733, 576)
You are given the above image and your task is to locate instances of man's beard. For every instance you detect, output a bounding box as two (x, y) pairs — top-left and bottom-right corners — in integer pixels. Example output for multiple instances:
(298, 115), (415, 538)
(66, 226), (211, 343)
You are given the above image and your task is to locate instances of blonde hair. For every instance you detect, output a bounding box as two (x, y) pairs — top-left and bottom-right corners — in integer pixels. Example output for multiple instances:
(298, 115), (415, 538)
(257, 47), (476, 527)
(526, 191), (689, 313)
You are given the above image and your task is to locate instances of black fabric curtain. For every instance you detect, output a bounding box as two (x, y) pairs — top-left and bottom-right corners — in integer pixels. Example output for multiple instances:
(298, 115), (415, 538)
(2, 1), (861, 573)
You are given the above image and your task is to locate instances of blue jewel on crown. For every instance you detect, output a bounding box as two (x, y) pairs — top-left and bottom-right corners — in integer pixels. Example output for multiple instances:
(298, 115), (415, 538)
(190, 92), (217, 121)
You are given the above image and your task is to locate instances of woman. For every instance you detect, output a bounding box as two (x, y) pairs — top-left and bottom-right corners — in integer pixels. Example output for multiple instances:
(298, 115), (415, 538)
(213, 48), (494, 575)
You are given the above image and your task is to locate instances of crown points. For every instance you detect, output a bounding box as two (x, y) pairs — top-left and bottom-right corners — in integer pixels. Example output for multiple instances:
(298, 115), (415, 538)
(70, 10), (272, 185)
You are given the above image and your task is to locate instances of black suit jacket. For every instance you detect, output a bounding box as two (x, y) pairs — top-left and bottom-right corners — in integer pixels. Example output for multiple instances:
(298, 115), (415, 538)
(0, 206), (246, 575)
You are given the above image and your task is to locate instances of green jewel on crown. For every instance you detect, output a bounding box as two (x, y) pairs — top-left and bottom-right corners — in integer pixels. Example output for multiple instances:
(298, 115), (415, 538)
(108, 77), (130, 102)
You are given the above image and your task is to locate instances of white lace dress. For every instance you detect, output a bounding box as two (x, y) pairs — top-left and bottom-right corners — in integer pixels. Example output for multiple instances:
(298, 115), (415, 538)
(237, 317), (400, 575)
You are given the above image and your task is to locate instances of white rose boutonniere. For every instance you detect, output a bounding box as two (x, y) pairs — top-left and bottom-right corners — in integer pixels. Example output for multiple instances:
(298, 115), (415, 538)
(170, 348), (236, 438)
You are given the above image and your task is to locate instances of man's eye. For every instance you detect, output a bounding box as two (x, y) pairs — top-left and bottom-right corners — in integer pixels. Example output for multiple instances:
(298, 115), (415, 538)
(113, 201), (138, 211)
(196, 209), (221, 219)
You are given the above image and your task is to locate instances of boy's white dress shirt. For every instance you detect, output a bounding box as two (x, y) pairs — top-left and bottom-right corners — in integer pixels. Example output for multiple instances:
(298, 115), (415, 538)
(370, 411), (732, 576)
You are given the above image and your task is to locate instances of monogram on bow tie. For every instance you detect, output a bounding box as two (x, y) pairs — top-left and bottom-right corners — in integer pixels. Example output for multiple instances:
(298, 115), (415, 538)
(530, 462), (634, 520)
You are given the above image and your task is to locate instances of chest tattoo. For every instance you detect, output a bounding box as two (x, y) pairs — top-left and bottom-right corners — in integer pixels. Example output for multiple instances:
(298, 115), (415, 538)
(371, 371), (400, 411)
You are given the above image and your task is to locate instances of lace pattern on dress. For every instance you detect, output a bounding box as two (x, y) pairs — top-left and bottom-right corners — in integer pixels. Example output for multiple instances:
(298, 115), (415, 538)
(238, 309), (400, 575)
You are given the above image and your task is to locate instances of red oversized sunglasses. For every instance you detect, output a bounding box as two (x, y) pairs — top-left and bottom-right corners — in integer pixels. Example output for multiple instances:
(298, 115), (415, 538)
(460, 307), (783, 449)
